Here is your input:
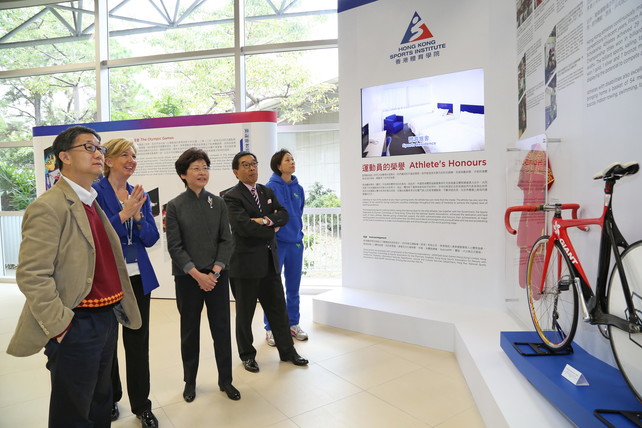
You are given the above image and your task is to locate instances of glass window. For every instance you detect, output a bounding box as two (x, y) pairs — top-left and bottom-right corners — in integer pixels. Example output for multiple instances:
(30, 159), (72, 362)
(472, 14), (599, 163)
(108, 0), (235, 58)
(0, 1), (339, 279)
(0, 212), (22, 277)
(0, 2), (96, 71)
(245, 48), (338, 124)
(109, 57), (236, 120)
(0, 72), (97, 142)
(0, 146), (35, 278)
(245, 0), (337, 46)
(277, 130), (340, 198)
(0, 146), (35, 211)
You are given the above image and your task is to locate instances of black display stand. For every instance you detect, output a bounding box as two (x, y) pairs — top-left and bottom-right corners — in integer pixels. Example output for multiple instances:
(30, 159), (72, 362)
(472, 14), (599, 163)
(594, 409), (642, 428)
(512, 341), (573, 356)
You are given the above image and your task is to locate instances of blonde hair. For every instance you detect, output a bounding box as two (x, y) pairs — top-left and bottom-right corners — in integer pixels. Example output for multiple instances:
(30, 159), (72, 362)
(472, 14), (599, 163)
(103, 138), (138, 177)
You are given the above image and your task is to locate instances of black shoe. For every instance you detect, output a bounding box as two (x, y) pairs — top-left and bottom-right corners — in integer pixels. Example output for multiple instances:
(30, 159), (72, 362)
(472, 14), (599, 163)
(137, 409), (159, 428)
(219, 383), (241, 401)
(111, 402), (119, 421)
(281, 352), (309, 366)
(183, 382), (196, 403)
(242, 358), (260, 373)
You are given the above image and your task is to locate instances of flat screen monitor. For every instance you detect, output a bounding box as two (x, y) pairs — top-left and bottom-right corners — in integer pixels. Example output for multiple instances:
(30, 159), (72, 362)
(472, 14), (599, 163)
(360, 68), (485, 158)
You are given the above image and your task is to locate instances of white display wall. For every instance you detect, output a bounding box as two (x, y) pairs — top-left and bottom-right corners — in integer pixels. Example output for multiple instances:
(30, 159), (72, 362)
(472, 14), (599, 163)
(339, 0), (507, 310)
(338, 0), (642, 364)
(507, 0), (642, 363)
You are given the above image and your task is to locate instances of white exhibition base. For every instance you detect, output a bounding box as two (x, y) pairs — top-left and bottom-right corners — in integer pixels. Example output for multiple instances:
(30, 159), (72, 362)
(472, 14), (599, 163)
(313, 288), (573, 428)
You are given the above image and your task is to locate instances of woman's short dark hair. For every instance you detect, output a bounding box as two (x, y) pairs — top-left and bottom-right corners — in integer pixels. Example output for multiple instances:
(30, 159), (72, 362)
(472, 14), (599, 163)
(270, 149), (292, 176)
(175, 147), (210, 186)
(52, 125), (101, 170)
(231, 151), (257, 170)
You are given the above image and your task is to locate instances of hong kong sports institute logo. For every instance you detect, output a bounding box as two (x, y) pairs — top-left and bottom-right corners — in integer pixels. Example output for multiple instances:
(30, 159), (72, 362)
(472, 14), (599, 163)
(390, 12), (445, 65)
(401, 12), (433, 44)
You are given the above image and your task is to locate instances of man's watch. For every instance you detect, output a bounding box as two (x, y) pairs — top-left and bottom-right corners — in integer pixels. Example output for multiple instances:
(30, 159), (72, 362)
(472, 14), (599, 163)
(262, 217), (268, 225)
(211, 270), (220, 278)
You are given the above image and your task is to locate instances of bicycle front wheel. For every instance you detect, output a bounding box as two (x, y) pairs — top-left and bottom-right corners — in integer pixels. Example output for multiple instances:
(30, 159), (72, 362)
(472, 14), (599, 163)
(526, 236), (578, 351)
(608, 240), (642, 401)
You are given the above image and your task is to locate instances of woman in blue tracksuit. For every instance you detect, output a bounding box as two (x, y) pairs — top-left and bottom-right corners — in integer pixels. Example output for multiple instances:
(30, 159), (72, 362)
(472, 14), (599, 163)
(264, 149), (308, 345)
(93, 138), (160, 428)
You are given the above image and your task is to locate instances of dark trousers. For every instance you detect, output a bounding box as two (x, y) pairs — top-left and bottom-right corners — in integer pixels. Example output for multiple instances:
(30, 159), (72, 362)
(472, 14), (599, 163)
(111, 275), (151, 415)
(231, 250), (295, 361)
(174, 270), (233, 387)
(44, 308), (117, 428)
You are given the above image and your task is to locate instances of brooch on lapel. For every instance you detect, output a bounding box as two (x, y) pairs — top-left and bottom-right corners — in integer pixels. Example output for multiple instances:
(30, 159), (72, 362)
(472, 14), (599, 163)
(207, 196), (213, 208)
(267, 199), (272, 204)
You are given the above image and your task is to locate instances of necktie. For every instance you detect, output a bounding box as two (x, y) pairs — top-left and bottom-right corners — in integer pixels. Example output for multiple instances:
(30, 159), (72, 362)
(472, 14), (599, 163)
(251, 187), (261, 211)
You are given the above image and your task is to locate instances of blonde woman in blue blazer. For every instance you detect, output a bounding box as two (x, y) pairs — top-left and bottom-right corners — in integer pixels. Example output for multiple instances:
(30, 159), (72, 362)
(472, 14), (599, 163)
(93, 138), (160, 428)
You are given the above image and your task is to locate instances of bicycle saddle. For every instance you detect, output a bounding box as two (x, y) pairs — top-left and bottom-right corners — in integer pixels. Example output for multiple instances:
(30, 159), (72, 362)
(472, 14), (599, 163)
(593, 162), (639, 180)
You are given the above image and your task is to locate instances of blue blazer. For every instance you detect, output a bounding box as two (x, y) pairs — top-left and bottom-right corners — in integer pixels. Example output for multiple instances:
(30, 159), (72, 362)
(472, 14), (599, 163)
(93, 177), (160, 295)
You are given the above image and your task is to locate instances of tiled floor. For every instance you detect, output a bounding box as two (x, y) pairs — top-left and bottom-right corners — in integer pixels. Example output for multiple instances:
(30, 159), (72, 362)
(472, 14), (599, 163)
(0, 283), (485, 427)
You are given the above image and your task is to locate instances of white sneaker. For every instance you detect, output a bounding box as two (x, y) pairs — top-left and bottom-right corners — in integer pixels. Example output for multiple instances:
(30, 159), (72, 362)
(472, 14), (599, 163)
(290, 324), (308, 341)
(265, 330), (275, 347)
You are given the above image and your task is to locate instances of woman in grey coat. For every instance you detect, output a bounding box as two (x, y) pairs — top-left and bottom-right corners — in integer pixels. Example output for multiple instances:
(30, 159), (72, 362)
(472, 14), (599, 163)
(165, 147), (240, 402)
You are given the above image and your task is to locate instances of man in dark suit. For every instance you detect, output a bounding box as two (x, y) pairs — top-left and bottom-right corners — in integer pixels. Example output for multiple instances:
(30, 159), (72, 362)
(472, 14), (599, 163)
(223, 151), (308, 373)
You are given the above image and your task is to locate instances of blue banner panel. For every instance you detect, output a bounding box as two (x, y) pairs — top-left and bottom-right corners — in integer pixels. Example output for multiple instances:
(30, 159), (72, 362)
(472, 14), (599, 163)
(338, 0), (378, 13)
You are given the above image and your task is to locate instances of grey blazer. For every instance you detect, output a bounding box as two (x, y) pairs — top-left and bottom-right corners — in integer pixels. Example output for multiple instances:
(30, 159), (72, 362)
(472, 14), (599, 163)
(6, 178), (142, 357)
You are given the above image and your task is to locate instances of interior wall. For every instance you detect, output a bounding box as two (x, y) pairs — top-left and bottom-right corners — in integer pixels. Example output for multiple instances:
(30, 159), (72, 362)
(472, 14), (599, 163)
(505, 0), (642, 363)
(339, 0), (507, 310)
(339, 0), (642, 364)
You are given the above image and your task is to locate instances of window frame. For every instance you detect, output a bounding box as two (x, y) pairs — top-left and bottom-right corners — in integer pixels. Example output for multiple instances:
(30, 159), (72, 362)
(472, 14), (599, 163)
(0, 0), (338, 121)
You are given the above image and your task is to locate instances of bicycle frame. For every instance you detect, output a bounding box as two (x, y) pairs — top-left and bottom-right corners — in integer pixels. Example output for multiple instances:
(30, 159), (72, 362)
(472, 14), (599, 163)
(535, 178), (640, 333)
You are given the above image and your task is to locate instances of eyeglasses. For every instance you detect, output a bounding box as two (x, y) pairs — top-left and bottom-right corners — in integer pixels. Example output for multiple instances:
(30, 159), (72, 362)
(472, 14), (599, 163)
(240, 161), (258, 169)
(68, 143), (107, 155)
(188, 167), (210, 173)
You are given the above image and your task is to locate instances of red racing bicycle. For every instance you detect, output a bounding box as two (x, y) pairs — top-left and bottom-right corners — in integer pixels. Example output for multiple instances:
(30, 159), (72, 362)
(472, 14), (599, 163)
(505, 162), (642, 400)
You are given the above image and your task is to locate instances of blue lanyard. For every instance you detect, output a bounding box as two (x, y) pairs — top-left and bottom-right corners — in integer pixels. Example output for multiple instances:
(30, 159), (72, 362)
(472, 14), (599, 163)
(120, 201), (134, 246)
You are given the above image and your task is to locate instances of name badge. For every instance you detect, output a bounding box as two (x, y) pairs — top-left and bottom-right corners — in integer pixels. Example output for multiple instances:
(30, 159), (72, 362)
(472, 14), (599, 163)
(124, 245), (138, 264)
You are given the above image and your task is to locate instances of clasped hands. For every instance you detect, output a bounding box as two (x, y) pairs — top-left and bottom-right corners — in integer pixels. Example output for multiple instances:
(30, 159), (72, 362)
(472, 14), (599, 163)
(120, 184), (147, 223)
(191, 268), (220, 292)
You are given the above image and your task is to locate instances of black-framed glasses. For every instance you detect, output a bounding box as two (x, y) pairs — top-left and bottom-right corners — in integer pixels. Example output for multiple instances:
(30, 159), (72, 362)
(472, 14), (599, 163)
(240, 161), (258, 169)
(68, 143), (107, 155)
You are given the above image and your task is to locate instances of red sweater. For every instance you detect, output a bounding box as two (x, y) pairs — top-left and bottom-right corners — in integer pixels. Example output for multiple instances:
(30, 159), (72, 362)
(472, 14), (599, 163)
(76, 203), (123, 308)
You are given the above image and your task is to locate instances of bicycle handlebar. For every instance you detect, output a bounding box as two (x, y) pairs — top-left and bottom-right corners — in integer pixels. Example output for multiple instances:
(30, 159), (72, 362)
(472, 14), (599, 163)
(504, 203), (581, 235)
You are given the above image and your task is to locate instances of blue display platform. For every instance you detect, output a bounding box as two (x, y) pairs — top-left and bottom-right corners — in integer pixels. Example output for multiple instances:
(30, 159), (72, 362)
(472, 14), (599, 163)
(501, 331), (642, 427)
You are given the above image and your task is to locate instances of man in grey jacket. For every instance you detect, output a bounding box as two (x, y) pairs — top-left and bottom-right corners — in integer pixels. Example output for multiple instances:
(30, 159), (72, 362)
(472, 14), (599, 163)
(7, 125), (141, 427)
